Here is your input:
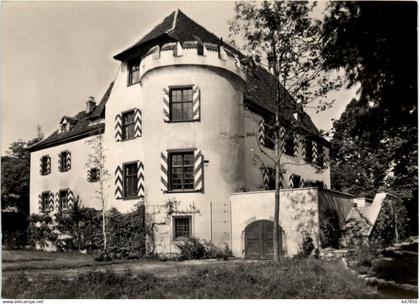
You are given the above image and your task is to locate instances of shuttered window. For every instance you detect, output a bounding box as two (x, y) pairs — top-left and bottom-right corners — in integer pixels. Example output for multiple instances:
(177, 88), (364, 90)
(41, 192), (50, 213)
(284, 131), (295, 156)
(169, 152), (194, 191)
(123, 163), (138, 198)
(59, 190), (68, 210)
(170, 88), (193, 121)
(40, 156), (50, 175)
(304, 138), (313, 162)
(59, 151), (70, 172)
(122, 110), (135, 140)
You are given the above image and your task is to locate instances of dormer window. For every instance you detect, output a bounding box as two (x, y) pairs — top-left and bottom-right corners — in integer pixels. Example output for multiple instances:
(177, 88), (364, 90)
(59, 117), (76, 133)
(128, 58), (140, 85)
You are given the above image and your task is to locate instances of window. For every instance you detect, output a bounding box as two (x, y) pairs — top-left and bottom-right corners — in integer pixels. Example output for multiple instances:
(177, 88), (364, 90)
(89, 168), (100, 182)
(263, 120), (275, 150)
(170, 87), (193, 121)
(173, 216), (192, 240)
(123, 163), (138, 198)
(59, 190), (68, 210)
(59, 151), (70, 172)
(284, 131), (295, 156)
(304, 138), (313, 162)
(40, 156), (50, 175)
(169, 152), (194, 191)
(128, 58), (140, 85)
(41, 192), (50, 213)
(316, 143), (324, 167)
(291, 174), (302, 189)
(122, 111), (135, 140)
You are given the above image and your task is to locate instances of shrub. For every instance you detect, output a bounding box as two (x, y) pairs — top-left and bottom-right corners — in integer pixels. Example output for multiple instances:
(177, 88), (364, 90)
(175, 237), (206, 260)
(349, 242), (381, 274)
(94, 250), (112, 262)
(320, 209), (341, 249)
(28, 200), (146, 258)
(299, 236), (315, 257)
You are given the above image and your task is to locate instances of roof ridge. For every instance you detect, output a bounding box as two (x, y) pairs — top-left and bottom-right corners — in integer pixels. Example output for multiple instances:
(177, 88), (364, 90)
(167, 8), (179, 33)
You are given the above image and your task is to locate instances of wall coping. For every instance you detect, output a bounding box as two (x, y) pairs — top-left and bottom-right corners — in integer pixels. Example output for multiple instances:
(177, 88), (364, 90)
(230, 187), (319, 196)
(139, 41), (247, 82)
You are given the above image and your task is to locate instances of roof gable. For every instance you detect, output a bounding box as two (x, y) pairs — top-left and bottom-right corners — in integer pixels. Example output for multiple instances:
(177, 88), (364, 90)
(114, 9), (239, 61)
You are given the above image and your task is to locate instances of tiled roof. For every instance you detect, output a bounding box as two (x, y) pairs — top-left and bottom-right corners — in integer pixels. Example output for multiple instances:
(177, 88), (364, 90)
(27, 82), (114, 152)
(114, 9), (240, 61)
(114, 9), (323, 140)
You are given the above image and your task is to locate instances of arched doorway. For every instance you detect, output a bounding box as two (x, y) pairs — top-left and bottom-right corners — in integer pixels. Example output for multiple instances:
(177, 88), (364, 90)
(244, 220), (282, 259)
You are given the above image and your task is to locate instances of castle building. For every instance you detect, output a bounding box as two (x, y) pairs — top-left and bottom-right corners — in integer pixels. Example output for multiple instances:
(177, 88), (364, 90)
(29, 10), (332, 257)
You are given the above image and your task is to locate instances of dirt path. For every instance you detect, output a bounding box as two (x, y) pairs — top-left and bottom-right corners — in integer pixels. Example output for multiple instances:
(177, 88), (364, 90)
(3, 259), (257, 280)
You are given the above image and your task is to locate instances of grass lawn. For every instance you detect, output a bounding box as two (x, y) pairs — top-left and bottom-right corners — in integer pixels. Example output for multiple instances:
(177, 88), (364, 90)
(2, 250), (142, 271)
(3, 257), (382, 299)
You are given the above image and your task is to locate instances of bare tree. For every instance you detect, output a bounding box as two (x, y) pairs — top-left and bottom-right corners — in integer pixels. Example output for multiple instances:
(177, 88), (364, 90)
(86, 134), (110, 251)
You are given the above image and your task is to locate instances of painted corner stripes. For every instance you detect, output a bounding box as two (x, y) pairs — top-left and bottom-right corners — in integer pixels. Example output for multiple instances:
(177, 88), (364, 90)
(137, 161), (145, 197)
(115, 113), (123, 141)
(163, 88), (170, 122)
(115, 165), (123, 199)
(134, 108), (142, 137)
(194, 150), (203, 191)
(192, 85), (200, 121)
(161, 152), (168, 192)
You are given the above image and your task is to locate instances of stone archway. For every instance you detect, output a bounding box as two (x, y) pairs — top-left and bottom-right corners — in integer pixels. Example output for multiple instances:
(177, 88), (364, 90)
(244, 220), (282, 259)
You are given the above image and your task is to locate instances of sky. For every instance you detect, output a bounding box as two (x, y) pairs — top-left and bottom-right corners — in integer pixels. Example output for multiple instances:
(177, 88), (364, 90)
(1, 1), (358, 155)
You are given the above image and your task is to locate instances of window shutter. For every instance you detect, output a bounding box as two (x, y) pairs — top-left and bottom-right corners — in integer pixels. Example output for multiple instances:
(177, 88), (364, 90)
(48, 192), (54, 212)
(134, 108), (142, 137)
(163, 88), (170, 122)
(66, 151), (71, 170)
(39, 158), (43, 175)
(293, 134), (299, 157)
(258, 118), (265, 146)
(312, 141), (318, 163)
(87, 169), (91, 182)
(38, 194), (43, 212)
(279, 126), (286, 153)
(300, 178), (305, 188)
(115, 113), (122, 141)
(160, 152), (168, 192)
(115, 165), (123, 199)
(288, 174), (295, 189)
(301, 137), (307, 160)
(46, 156), (51, 174)
(194, 150), (203, 191)
(137, 161), (145, 197)
(263, 168), (270, 188)
(54, 192), (60, 210)
(58, 153), (62, 172)
(67, 190), (74, 209)
(192, 85), (200, 121)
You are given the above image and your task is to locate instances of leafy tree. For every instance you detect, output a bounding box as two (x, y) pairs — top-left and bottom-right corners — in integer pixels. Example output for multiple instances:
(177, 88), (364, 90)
(1, 127), (43, 214)
(229, 1), (338, 261)
(322, 2), (417, 234)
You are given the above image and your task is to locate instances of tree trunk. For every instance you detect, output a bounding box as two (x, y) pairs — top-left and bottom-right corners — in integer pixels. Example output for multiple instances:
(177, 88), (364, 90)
(102, 198), (107, 251)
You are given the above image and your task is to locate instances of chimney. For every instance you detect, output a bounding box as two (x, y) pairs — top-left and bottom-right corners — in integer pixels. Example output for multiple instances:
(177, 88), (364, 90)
(86, 96), (96, 114)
